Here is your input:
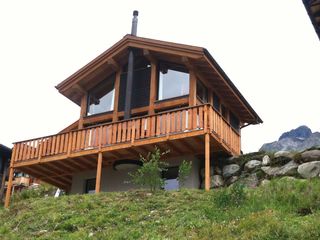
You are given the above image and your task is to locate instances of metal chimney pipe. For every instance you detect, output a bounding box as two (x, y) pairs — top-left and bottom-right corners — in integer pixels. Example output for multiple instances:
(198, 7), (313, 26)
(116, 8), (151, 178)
(131, 10), (139, 36)
(124, 11), (139, 120)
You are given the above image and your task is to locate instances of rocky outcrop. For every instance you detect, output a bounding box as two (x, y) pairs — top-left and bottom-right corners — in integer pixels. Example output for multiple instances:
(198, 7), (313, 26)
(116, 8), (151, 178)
(200, 147), (320, 190)
(260, 126), (320, 152)
(298, 161), (320, 178)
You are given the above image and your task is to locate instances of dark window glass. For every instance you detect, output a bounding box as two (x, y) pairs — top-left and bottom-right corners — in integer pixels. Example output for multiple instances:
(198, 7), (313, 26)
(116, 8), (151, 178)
(196, 80), (208, 103)
(158, 64), (189, 100)
(213, 94), (220, 112)
(118, 63), (151, 112)
(87, 74), (115, 116)
(85, 178), (96, 194)
(230, 112), (240, 131)
(221, 105), (228, 119)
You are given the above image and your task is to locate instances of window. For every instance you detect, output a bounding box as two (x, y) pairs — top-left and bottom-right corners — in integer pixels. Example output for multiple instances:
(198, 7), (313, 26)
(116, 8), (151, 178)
(118, 62), (151, 111)
(230, 112), (240, 131)
(158, 64), (189, 101)
(213, 94), (220, 112)
(221, 105), (228, 120)
(162, 166), (179, 191)
(87, 74), (115, 116)
(196, 80), (208, 103)
(85, 178), (96, 194)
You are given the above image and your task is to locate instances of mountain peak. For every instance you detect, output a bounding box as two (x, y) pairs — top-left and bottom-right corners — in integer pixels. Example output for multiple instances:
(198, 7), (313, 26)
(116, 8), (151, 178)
(279, 125), (312, 141)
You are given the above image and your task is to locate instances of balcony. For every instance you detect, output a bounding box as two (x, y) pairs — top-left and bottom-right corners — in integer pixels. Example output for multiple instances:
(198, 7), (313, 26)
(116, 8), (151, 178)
(11, 104), (240, 190)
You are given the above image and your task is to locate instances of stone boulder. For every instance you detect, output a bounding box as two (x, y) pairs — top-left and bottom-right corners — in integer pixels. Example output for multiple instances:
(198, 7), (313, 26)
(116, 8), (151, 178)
(262, 155), (270, 166)
(298, 161), (320, 179)
(301, 150), (320, 162)
(261, 160), (298, 177)
(244, 160), (262, 171)
(274, 150), (294, 158)
(223, 164), (240, 178)
(211, 175), (224, 188)
(238, 173), (259, 188)
(225, 176), (239, 186)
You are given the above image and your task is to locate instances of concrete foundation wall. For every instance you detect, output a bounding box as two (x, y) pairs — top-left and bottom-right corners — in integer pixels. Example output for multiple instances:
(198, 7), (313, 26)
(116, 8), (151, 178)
(70, 155), (200, 194)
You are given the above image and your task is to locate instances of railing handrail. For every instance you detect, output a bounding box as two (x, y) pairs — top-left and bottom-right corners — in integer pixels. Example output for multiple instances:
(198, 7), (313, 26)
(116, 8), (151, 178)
(13, 104), (210, 145)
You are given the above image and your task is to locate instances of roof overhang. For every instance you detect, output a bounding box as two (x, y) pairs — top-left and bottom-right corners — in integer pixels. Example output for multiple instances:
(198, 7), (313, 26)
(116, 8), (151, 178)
(56, 35), (262, 124)
(303, 0), (320, 39)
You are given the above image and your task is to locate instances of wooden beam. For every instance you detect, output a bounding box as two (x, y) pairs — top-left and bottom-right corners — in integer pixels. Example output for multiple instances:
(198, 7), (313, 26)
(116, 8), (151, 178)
(143, 49), (157, 62)
(78, 93), (88, 129)
(113, 71), (121, 122)
(148, 60), (157, 115)
(107, 58), (121, 71)
(189, 70), (197, 106)
(205, 133), (210, 191)
(95, 152), (103, 193)
(4, 166), (14, 208)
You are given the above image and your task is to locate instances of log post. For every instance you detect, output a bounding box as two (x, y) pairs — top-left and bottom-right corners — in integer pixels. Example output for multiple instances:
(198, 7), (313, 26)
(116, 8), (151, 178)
(205, 133), (211, 191)
(95, 152), (103, 193)
(4, 166), (14, 208)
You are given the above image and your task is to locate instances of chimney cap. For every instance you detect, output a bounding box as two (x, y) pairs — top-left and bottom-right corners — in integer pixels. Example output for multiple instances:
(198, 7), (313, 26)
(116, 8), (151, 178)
(133, 10), (138, 16)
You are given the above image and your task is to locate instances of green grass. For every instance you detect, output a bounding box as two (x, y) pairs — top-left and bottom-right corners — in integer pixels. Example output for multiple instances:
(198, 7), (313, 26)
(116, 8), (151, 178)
(1, 178), (320, 239)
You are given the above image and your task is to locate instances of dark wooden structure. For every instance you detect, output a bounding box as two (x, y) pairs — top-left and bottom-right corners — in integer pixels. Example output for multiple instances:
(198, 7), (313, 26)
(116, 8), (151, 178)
(5, 34), (262, 207)
(303, 0), (320, 39)
(0, 144), (11, 201)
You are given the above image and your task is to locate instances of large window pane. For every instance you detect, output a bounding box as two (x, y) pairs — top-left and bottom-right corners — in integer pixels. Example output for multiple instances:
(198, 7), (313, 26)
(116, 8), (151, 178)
(158, 67), (189, 101)
(87, 74), (115, 116)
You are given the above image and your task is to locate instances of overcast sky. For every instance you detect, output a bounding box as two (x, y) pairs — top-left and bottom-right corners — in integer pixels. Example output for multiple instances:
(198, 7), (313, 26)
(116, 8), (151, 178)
(0, 1), (319, 153)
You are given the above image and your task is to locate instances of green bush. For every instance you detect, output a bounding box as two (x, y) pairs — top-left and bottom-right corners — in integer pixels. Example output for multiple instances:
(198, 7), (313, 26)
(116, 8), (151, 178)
(129, 146), (169, 192)
(178, 160), (192, 188)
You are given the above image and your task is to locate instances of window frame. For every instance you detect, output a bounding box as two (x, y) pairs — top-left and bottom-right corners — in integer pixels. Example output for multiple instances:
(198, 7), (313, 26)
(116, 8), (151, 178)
(157, 62), (190, 101)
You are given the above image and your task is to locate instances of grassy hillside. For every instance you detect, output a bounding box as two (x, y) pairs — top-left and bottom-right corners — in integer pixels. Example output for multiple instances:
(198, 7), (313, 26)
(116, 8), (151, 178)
(1, 178), (320, 239)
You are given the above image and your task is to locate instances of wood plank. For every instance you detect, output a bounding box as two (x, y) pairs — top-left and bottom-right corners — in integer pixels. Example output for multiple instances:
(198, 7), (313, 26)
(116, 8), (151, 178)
(121, 122), (127, 142)
(112, 124), (117, 144)
(51, 136), (56, 155)
(187, 109), (192, 130)
(113, 71), (121, 122)
(117, 123), (122, 143)
(199, 106), (204, 129)
(148, 61), (157, 115)
(188, 70), (197, 106)
(150, 116), (156, 137)
(156, 115), (161, 136)
(141, 118), (146, 138)
(182, 110), (186, 131)
(126, 121), (132, 141)
(205, 133), (210, 191)
(135, 119), (141, 140)
(170, 112), (175, 133)
(55, 135), (61, 154)
(76, 131), (81, 151)
(107, 125), (112, 145)
(95, 152), (103, 193)
(192, 107), (197, 129)
(78, 93), (88, 129)
(4, 167), (14, 208)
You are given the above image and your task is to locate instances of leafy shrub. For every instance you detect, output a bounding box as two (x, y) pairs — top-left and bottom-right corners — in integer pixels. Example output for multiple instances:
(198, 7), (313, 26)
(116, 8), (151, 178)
(178, 160), (192, 188)
(12, 183), (57, 203)
(129, 146), (169, 192)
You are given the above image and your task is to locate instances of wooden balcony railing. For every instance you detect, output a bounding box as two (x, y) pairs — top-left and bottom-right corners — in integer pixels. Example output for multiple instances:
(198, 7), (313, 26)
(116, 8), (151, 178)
(12, 104), (240, 164)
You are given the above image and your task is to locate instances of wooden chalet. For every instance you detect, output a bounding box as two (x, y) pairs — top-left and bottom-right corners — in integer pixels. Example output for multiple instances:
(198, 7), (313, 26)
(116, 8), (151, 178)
(5, 12), (262, 207)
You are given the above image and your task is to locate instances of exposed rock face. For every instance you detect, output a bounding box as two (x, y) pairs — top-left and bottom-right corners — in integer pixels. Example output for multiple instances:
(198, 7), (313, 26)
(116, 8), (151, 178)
(244, 160), (262, 171)
(298, 161), (320, 178)
(212, 175), (224, 188)
(261, 160), (298, 177)
(262, 155), (270, 166)
(223, 164), (240, 178)
(238, 173), (259, 188)
(301, 150), (320, 162)
(260, 126), (320, 152)
(274, 151), (293, 158)
(279, 125), (312, 140)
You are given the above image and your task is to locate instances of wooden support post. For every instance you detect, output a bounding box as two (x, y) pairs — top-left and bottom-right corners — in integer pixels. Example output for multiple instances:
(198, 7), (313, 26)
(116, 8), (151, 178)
(148, 60), (157, 115)
(189, 70), (197, 106)
(4, 166), (14, 208)
(205, 133), (210, 191)
(113, 71), (121, 122)
(95, 152), (103, 193)
(78, 93), (88, 129)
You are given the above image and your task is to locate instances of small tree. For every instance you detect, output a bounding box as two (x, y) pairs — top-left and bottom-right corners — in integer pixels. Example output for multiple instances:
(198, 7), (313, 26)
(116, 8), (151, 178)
(178, 160), (192, 188)
(129, 146), (169, 192)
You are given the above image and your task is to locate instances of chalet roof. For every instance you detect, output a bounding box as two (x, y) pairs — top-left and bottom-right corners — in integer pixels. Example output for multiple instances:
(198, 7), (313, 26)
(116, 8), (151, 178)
(56, 34), (262, 124)
(303, 0), (320, 39)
